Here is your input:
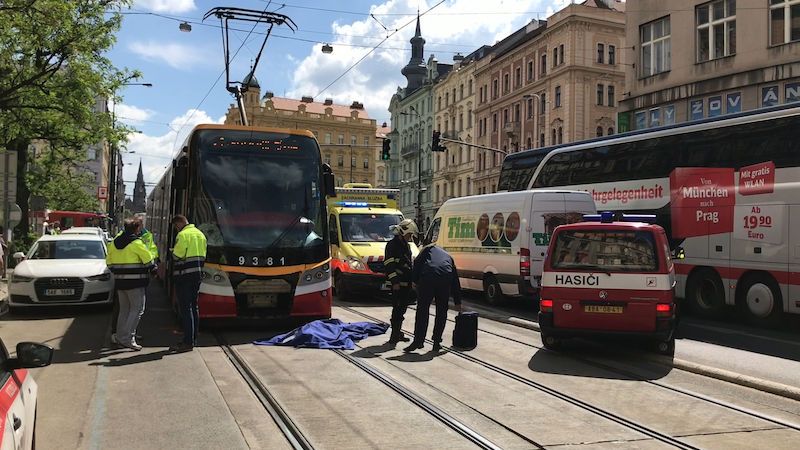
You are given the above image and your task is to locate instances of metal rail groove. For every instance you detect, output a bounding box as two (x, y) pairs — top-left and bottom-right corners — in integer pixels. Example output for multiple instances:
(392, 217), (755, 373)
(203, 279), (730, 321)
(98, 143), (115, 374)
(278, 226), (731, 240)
(215, 334), (315, 450)
(332, 348), (504, 450)
(340, 306), (700, 450)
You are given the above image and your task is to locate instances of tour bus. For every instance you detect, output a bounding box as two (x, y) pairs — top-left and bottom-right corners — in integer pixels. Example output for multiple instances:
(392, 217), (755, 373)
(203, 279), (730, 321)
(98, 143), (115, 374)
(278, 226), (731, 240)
(147, 124), (336, 321)
(498, 103), (800, 326)
(424, 190), (595, 304)
(539, 212), (679, 354)
(327, 183), (418, 299)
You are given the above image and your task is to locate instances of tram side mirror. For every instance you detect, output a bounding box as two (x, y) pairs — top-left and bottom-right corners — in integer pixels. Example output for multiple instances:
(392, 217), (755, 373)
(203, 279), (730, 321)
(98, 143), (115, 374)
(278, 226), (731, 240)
(673, 247), (685, 260)
(322, 164), (336, 197)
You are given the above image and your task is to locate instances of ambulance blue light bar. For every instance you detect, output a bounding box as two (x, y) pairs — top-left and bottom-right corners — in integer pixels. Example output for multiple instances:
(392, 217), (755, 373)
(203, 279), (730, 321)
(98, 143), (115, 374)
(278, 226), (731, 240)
(339, 201), (368, 207)
(583, 211), (615, 223)
(620, 214), (657, 224)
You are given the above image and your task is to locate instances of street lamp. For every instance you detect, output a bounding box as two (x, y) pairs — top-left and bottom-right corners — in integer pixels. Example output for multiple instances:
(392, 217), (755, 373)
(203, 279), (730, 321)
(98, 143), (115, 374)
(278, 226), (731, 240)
(179, 21), (192, 32)
(108, 81), (152, 228)
(400, 106), (424, 228)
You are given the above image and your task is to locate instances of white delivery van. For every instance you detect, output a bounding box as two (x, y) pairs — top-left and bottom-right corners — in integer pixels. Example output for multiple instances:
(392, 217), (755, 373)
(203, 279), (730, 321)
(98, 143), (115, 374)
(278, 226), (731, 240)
(423, 190), (596, 304)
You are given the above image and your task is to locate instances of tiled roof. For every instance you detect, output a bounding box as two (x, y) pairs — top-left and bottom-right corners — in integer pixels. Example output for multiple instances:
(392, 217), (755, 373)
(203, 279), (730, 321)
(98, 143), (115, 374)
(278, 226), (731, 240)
(266, 96), (371, 119)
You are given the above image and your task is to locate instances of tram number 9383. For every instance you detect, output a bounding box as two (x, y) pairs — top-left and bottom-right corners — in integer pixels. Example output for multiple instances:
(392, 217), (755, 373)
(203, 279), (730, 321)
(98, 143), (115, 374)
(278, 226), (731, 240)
(238, 256), (286, 266)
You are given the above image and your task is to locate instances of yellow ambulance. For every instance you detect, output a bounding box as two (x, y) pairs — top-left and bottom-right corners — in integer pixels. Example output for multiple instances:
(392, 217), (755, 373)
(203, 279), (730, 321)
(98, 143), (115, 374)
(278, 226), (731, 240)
(327, 183), (418, 299)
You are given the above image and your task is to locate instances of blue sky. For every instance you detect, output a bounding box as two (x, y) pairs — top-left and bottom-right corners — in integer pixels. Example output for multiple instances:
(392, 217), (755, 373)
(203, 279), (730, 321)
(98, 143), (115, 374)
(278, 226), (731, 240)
(112, 0), (573, 193)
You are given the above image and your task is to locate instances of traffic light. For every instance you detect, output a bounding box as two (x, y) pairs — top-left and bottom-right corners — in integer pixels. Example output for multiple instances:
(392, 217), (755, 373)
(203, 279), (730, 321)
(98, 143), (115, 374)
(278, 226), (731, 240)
(381, 138), (391, 160)
(431, 131), (446, 152)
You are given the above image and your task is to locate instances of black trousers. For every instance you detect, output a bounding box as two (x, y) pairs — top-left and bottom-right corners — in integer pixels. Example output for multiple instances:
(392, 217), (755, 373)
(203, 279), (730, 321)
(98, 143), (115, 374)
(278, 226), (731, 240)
(110, 289), (119, 334)
(175, 273), (202, 346)
(413, 277), (451, 344)
(390, 285), (411, 338)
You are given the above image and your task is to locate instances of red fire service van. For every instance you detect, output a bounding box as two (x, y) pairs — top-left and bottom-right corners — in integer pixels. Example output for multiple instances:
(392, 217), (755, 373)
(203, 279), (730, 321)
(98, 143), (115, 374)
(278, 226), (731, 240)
(538, 212), (680, 354)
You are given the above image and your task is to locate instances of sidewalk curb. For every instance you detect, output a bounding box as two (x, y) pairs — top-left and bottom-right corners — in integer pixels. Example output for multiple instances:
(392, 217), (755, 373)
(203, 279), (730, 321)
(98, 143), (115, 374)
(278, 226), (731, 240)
(470, 306), (800, 402)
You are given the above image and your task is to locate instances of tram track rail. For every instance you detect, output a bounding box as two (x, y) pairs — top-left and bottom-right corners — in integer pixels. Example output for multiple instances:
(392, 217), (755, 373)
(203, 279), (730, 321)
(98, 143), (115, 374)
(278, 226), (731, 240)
(214, 333), (315, 450)
(340, 304), (783, 449)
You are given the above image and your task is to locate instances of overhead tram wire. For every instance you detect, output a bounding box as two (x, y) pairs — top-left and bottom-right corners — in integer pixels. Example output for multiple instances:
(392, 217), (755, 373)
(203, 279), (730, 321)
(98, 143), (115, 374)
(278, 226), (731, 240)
(314, 0), (447, 100)
(167, 1), (275, 164)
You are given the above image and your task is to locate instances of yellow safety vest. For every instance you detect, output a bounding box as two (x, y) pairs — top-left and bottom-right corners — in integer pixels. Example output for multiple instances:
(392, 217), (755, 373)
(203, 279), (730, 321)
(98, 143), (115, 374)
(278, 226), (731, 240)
(173, 224), (207, 276)
(106, 235), (155, 290)
(141, 229), (159, 260)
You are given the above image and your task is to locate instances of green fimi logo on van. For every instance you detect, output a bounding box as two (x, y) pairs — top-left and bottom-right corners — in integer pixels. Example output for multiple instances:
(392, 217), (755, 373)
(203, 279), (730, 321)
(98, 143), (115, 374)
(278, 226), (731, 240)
(448, 217), (475, 240)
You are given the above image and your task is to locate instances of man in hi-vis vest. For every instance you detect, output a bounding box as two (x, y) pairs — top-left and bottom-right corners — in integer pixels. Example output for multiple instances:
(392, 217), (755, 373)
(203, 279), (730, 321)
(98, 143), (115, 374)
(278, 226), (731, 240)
(170, 215), (207, 352)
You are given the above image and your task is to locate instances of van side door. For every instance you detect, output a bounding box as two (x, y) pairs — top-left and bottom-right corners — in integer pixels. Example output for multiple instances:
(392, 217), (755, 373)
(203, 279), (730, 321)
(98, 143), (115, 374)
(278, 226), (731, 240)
(530, 193), (568, 291)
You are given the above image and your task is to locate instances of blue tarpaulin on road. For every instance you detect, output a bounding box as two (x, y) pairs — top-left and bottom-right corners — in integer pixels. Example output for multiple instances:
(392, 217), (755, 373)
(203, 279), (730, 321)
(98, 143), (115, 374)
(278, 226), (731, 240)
(253, 319), (389, 350)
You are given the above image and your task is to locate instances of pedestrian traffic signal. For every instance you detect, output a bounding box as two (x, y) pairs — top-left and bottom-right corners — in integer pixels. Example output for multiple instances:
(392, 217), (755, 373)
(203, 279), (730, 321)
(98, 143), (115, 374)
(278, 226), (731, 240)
(381, 139), (391, 160)
(431, 131), (446, 152)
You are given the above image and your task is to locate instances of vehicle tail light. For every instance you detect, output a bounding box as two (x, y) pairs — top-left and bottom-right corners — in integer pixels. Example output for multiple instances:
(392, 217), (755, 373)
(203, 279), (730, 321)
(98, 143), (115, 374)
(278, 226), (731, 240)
(540, 299), (553, 313)
(520, 248), (531, 277)
(656, 303), (672, 317)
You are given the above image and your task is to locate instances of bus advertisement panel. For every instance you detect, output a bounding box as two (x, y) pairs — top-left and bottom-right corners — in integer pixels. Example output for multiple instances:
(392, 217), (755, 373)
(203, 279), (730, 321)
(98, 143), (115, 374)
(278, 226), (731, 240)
(502, 104), (800, 326)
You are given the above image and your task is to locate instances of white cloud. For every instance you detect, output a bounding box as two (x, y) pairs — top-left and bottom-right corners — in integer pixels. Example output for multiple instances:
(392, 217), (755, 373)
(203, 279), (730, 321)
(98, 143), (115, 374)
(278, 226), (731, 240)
(129, 41), (210, 70)
(121, 109), (223, 195)
(134, 0), (196, 14)
(112, 103), (154, 124)
(283, 0), (555, 124)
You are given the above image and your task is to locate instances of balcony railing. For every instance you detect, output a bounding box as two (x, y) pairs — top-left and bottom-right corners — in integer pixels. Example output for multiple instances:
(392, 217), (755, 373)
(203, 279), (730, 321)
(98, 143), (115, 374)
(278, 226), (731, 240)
(503, 121), (520, 136)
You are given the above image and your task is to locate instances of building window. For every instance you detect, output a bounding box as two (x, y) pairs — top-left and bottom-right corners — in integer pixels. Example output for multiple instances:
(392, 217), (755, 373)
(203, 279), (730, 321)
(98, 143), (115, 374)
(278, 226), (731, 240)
(526, 137), (532, 148)
(551, 129), (556, 145)
(363, 158), (369, 169)
(597, 126), (603, 137)
(445, 92), (449, 106)
(351, 135), (357, 145)
(597, 43), (604, 63)
(527, 98), (533, 119)
(364, 136), (370, 146)
(554, 86), (561, 108)
(325, 133), (331, 144)
(697, 0), (736, 62)
(540, 54), (547, 75)
(597, 84), (604, 106)
(559, 44), (565, 65)
(351, 156), (356, 167)
(492, 79), (498, 98)
(337, 155), (344, 167)
(503, 73), (509, 93)
(557, 127), (563, 144)
(503, 108), (509, 124)
(338, 134), (344, 144)
(492, 113), (498, 132)
(515, 67), (521, 87)
(459, 84), (464, 100)
(608, 85), (615, 107)
(609, 45), (616, 64)
(540, 93), (546, 114)
(452, 88), (456, 103)
(608, 127), (614, 136)
(640, 16), (671, 76)
(527, 60), (534, 80)
(769, 0), (800, 45)
(468, 79), (473, 95)
(466, 177), (471, 195)
(540, 133), (545, 147)
(458, 113), (463, 131)
(514, 103), (520, 122)
(438, 96), (442, 109)
(87, 147), (97, 160)
(552, 47), (558, 66)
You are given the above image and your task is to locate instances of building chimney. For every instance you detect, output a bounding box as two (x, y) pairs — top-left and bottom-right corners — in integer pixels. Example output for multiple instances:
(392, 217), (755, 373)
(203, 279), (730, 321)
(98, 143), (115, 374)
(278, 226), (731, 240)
(301, 96), (313, 103)
(381, 122), (387, 128)
(350, 101), (364, 110)
(324, 98), (333, 106)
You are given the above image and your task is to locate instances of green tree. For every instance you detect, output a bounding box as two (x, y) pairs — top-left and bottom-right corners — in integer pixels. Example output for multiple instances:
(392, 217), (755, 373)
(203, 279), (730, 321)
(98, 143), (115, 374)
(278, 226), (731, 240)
(0, 0), (139, 235)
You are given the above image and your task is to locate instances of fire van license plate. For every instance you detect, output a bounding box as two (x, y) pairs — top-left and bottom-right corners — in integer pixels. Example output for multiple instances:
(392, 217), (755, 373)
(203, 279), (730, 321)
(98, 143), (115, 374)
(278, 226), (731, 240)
(248, 294), (277, 308)
(584, 305), (623, 314)
(45, 289), (74, 296)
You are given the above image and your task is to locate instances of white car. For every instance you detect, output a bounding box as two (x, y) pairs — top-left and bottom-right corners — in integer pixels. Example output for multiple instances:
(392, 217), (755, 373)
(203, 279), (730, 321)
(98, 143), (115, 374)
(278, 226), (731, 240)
(0, 338), (53, 450)
(8, 235), (113, 308)
(61, 226), (106, 239)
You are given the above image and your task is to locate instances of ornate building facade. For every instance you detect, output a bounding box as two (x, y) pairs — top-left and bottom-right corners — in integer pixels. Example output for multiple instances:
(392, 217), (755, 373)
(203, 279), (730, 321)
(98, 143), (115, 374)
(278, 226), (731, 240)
(224, 76), (378, 187)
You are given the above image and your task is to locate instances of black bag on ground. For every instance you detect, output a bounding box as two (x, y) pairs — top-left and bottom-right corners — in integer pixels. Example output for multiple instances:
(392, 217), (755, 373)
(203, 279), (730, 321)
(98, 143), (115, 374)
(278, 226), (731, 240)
(452, 312), (478, 349)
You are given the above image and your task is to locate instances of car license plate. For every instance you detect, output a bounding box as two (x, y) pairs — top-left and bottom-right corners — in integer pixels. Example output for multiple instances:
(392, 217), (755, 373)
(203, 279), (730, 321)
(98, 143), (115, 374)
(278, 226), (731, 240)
(248, 294), (277, 308)
(584, 305), (623, 314)
(45, 288), (75, 296)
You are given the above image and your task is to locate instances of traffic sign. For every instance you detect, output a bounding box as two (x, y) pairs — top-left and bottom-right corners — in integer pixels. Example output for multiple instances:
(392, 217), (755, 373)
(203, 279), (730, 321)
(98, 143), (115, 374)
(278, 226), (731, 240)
(98, 186), (108, 200)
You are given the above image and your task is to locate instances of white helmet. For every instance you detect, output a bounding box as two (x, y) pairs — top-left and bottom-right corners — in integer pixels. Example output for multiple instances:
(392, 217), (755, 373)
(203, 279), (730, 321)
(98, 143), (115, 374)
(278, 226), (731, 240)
(390, 218), (418, 236)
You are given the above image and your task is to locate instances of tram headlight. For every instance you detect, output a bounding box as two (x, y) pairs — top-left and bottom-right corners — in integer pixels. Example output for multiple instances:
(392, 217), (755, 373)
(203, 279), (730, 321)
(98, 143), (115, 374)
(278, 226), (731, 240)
(299, 263), (331, 286)
(201, 267), (229, 286)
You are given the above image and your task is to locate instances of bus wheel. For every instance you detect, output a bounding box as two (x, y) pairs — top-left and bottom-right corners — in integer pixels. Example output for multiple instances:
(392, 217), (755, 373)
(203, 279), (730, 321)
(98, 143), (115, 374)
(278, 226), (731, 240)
(685, 268), (725, 318)
(737, 273), (783, 326)
(483, 275), (504, 306)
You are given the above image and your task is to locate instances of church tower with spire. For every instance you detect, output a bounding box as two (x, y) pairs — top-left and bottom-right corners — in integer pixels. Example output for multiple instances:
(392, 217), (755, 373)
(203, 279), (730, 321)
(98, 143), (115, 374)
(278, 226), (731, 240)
(131, 160), (146, 213)
(401, 14), (426, 92)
